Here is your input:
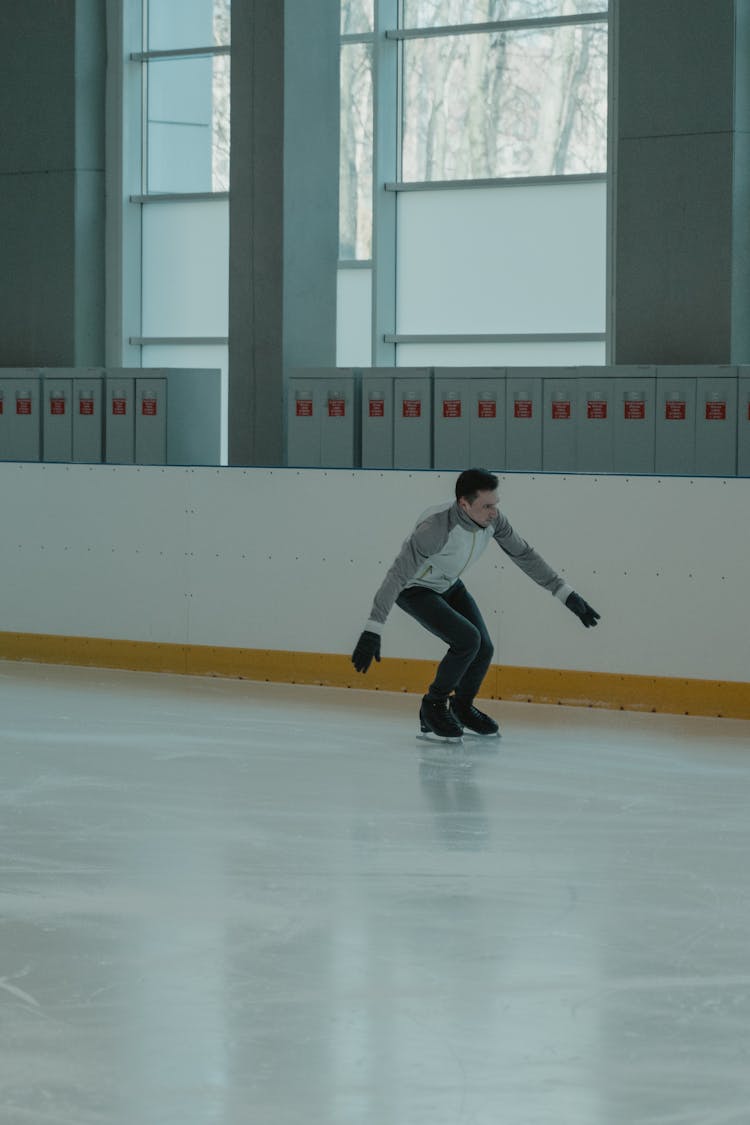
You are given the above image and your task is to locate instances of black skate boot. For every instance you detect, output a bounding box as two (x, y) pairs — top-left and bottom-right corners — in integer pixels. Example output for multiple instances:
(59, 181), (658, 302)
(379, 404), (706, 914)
(419, 695), (464, 741)
(450, 698), (500, 737)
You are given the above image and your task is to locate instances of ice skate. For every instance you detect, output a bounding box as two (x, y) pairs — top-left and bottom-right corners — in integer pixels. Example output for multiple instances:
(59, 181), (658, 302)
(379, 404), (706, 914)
(450, 698), (501, 738)
(418, 696), (464, 742)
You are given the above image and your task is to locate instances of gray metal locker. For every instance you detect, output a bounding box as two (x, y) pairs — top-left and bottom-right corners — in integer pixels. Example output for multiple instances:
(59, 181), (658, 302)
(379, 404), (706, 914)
(577, 372), (615, 472)
(433, 375), (470, 469)
(393, 370), (432, 469)
(505, 372), (543, 471)
(73, 375), (104, 463)
(287, 377), (319, 466)
(0, 371), (41, 462)
(613, 367), (656, 474)
(135, 376), (168, 465)
(542, 370), (579, 472)
(362, 371), (395, 468)
(468, 374), (506, 470)
(41, 372), (73, 462)
(286, 369), (358, 468)
(105, 374), (135, 464)
(41, 367), (104, 463)
(433, 369), (506, 471)
(320, 374), (358, 468)
(695, 367), (737, 476)
(655, 368), (697, 474)
(738, 368), (750, 476)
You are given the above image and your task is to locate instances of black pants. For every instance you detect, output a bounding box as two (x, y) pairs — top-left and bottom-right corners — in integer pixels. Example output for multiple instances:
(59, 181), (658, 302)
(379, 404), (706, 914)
(396, 580), (494, 704)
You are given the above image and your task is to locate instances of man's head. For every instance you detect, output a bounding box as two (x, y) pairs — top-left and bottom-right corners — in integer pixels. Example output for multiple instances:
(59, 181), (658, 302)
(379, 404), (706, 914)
(455, 468), (499, 528)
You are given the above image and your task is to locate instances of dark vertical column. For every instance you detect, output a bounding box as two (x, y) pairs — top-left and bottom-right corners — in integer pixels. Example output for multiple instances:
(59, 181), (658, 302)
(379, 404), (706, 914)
(74, 0), (106, 365)
(611, 0), (749, 364)
(0, 0), (105, 366)
(228, 0), (339, 466)
(732, 0), (750, 362)
(283, 0), (339, 372)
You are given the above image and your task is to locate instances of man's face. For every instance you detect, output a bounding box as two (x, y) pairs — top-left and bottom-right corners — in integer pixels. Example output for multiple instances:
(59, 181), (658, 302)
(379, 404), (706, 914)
(459, 489), (499, 527)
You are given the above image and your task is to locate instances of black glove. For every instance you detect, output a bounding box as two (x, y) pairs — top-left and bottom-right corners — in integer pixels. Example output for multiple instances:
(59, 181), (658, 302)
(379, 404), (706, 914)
(565, 591), (600, 628)
(352, 630), (381, 673)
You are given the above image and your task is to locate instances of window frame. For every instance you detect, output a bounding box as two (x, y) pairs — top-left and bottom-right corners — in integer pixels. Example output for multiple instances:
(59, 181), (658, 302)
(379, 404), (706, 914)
(106, 0), (230, 365)
(337, 0), (610, 367)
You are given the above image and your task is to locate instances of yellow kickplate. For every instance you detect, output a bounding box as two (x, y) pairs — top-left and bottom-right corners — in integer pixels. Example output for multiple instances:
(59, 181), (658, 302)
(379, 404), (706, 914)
(0, 632), (748, 720)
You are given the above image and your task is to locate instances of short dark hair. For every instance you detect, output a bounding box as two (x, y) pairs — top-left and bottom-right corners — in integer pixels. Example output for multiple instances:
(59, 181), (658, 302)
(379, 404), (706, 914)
(455, 468), (499, 503)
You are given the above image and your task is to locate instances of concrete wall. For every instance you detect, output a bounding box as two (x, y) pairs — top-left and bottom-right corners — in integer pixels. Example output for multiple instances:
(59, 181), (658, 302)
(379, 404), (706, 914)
(0, 465), (746, 684)
(228, 0), (339, 466)
(0, 0), (105, 366)
(611, 0), (750, 364)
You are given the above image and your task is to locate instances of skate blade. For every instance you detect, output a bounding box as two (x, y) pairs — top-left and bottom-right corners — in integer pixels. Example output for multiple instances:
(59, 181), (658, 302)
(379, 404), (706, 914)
(461, 728), (501, 739)
(417, 730), (463, 744)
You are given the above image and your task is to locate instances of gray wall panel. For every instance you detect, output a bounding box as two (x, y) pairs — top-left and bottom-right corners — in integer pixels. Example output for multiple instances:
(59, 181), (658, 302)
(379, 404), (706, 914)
(0, 1), (105, 367)
(616, 0), (734, 139)
(614, 135), (733, 364)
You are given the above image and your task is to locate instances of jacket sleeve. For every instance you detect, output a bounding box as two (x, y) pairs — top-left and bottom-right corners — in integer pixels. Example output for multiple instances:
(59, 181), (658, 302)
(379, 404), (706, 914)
(364, 516), (450, 633)
(493, 513), (574, 602)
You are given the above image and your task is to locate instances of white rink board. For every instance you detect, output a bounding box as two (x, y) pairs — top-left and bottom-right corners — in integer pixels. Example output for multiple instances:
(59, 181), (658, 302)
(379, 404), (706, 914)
(0, 464), (747, 682)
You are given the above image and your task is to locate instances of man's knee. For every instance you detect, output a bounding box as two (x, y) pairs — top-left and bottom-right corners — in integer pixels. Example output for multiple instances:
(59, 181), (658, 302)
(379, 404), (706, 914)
(452, 622), (482, 657)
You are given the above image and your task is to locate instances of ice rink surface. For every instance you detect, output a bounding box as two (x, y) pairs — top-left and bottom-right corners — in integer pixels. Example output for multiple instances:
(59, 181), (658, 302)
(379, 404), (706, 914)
(1, 660), (750, 1125)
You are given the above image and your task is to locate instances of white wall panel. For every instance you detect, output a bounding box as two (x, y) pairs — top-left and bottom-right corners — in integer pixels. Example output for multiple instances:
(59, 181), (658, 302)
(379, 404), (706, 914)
(142, 200), (229, 337)
(396, 341), (606, 367)
(336, 268), (372, 367)
(397, 182), (606, 335)
(0, 465), (190, 642)
(0, 464), (747, 683)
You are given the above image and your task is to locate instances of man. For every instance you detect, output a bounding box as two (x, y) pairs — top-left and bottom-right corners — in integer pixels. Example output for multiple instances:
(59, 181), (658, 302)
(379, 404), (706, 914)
(351, 468), (600, 740)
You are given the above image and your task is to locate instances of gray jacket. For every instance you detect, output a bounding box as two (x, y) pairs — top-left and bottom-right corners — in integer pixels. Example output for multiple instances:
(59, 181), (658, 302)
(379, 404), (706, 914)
(365, 501), (573, 634)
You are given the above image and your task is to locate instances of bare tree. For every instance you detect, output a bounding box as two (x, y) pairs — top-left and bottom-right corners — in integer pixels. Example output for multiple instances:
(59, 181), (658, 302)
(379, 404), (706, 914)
(213, 0), (231, 191)
(401, 1), (607, 180)
(338, 0), (607, 252)
(340, 44), (373, 258)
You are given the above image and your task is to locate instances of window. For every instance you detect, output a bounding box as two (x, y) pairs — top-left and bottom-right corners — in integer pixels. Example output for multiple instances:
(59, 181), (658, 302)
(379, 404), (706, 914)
(339, 42), (374, 260)
(338, 0), (375, 366)
(401, 22), (607, 181)
(337, 0), (609, 368)
(402, 0), (607, 27)
(110, 0), (231, 460)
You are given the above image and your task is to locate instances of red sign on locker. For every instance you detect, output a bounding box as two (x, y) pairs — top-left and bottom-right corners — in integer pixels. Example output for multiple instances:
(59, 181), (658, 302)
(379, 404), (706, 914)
(369, 398), (385, 418)
(112, 398), (127, 416)
(514, 400), (533, 419)
(142, 397), (158, 416)
(665, 401), (686, 420)
(478, 398), (496, 419)
(624, 400), (646, 420)
(16, 395), (32, 415)
(443, 398), (461, 419)
(552, 401), (571, 420)
(79, 397), (95, 416)
(328, 397), (346, 418)
(705, 401), (726, 421)
(587, 400), (607, 420)
(0, 397), (4, 415)
(295, 398), (313, 417)
(403, 398), (421, 418)
(50, 396), (66, 416)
